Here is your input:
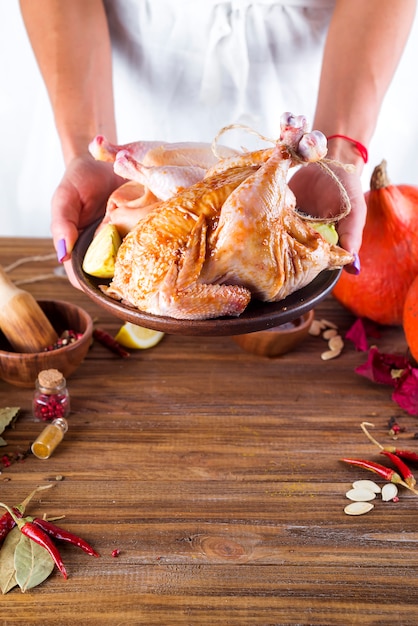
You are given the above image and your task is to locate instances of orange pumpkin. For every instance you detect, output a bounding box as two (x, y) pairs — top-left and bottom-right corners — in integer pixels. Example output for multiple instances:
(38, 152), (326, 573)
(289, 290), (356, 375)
(403, 274), (418, 363)
(333, 160), (418, 325)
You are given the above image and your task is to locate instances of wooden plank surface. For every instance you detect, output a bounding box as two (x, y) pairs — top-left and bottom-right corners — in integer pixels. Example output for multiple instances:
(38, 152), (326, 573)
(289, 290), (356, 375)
(1, 237), (417, 626)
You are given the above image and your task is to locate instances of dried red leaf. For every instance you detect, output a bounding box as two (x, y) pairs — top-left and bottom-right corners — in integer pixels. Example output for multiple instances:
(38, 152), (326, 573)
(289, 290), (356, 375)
(346, 318), (369, 351)
(363, 319), (382, 340)
(355, 345), (418, 415)
(345, 318), (382, 352)
(392, 368), (418, 416)
(355, 347), (409, 386)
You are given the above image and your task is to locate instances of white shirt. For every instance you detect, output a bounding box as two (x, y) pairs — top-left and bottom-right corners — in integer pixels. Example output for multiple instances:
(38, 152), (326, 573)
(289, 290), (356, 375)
(104, 0), (336, 144)
(5, 0), (338, 236)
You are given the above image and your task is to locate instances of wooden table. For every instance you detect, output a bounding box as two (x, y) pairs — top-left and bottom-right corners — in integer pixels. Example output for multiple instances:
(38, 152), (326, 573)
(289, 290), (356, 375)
(1, 237), (417, 626)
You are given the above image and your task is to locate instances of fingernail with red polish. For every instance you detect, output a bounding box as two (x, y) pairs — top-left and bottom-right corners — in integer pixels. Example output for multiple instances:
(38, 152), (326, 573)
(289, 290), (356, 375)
(57, 239), (67, 263)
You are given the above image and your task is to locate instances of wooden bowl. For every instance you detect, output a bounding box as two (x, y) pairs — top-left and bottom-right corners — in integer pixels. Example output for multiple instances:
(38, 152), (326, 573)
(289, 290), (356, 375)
(232, 309), (315, 357)
(0, 300), (93, 387)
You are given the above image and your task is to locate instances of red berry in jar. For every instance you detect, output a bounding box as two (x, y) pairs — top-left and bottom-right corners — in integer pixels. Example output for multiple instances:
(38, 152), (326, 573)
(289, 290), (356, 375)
(33, 369), (70, 422)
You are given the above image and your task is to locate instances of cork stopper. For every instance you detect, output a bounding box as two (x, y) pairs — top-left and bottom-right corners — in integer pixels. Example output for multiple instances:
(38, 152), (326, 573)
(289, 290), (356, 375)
(37, 369), (65, 390)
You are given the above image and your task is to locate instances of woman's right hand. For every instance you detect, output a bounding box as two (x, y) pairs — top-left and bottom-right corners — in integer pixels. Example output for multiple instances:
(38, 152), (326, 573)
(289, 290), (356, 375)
(51, 153), (123, 288)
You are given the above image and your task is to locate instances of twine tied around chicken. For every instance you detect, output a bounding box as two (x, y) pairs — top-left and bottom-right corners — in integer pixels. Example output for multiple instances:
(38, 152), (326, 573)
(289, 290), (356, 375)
(211, 123), (354, 225)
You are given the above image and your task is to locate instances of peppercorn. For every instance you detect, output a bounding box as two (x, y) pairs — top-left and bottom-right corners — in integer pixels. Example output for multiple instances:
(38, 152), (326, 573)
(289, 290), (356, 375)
(44, 329), (83, 352)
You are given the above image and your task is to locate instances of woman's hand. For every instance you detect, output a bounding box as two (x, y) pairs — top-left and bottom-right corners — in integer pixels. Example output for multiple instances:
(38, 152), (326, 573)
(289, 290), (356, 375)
(289, 161), (366, 274)
(51, 153), (123, 288)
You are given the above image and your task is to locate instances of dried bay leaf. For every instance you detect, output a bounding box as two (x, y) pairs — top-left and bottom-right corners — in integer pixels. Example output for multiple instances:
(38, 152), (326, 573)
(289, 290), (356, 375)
(0, 407), (20, 436)
(14, 533), (55, 592)
(0, 527), (20, 594)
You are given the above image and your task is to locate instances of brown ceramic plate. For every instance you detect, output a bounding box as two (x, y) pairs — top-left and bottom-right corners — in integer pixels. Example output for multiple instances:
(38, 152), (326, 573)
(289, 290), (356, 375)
(72, 220), (342, 336)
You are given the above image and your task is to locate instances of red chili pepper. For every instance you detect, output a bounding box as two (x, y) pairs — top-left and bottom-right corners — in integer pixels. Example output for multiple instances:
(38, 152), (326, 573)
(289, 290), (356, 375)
(361, 422), (418, 464)
(392, 449), (418, 464)
(31, 518), (100, 557)
(19, 521), (68, 579)
(370, 441), (418, 463)
(0, 511), (17, 546)
(0, 499), (67, 579)
(0, 485), (52, 546)
(93, 328), (130, 358)
(340, 457), (412, 491)
(0, 506), (25, 545)
(380, 450), (417, 489)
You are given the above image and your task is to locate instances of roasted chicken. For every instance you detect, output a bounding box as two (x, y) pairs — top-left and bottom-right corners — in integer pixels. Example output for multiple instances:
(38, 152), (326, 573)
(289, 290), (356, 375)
(90, 113), (353, 320)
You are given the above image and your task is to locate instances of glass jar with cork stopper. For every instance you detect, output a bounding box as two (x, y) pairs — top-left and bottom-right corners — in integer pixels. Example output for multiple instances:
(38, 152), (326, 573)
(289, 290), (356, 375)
(32, 368), (70, 422)
(31, 417), (69, 460)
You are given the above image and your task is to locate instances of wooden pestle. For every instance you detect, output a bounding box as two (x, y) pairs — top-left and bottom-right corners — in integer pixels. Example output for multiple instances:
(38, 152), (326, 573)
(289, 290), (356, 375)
(0, 265), (59, 353)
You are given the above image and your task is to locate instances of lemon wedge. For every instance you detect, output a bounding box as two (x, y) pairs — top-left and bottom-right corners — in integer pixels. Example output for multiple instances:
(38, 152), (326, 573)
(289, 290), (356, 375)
(82, 224), (122, 278)
(310, 222), (339, 245)
(114, 322), (165, 349)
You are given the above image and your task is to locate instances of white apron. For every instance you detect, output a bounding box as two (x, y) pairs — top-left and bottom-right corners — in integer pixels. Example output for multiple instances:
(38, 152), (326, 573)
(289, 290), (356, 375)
(8, 0), (336, 236)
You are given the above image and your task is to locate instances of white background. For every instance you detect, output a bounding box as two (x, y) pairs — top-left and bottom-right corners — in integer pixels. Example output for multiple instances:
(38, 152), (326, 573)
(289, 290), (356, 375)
(1, 0), (417, 238)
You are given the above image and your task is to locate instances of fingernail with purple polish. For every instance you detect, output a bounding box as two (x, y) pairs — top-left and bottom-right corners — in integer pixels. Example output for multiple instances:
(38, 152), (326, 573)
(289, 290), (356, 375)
(57, 239), (67, 263)
(351, 252), (361, 275)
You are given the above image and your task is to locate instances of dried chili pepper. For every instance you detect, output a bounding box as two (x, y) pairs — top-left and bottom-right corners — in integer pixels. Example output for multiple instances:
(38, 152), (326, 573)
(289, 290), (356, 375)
(0, 502), (67, 579)
(380, 450), (417, 489)
(93, 328), (130, 358)
(391, 449), (418, 463)
(19, 520), (68, 579)
(341, 457), (401, 481)
(340, 457), (416, 493)
(0, 485), (52, 546)
(361, 421), (418, 463)
(0, 511), (16, 546)
(31, 518), (100, 557)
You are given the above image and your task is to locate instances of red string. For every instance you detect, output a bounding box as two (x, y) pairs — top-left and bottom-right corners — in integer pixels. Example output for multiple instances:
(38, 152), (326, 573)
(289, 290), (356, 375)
(327, 134), (368, 164)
